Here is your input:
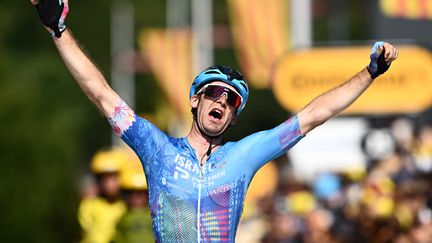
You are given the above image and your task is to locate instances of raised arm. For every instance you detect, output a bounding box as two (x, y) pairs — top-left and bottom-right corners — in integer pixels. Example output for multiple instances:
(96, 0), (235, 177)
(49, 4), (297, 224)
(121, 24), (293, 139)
(53, 30), (120, 116)
(297, 42), (399, 135)
(31, 0), (120, 117)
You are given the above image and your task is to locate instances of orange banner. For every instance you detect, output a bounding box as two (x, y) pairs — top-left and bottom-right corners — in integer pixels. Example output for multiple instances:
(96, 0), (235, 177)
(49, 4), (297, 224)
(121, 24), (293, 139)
(272, 45), (432, 114)
(139, 29), (193, 134)
(380, 0), (432, 19)
(228, 0), (290, 89)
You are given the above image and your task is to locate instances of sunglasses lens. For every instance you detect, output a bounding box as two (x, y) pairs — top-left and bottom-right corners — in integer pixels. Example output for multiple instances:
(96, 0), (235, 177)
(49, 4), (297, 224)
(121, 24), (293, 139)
(204, 86), (224, 98)
(225, 92), (241, 108)
(203, 85), (242, 108)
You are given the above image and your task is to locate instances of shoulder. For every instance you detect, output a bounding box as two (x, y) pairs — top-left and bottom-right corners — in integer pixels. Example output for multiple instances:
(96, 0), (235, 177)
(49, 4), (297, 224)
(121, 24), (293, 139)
(80, 197), (125, 209)
(232, 115), (303, 149)
(108, 99), (137, 136)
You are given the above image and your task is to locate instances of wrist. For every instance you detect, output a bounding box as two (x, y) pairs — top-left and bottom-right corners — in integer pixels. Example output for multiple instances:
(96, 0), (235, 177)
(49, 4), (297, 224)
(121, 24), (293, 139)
(364, 66), (376, 80)
(367, 61), (380, 79)
(46, 24), (66, 38)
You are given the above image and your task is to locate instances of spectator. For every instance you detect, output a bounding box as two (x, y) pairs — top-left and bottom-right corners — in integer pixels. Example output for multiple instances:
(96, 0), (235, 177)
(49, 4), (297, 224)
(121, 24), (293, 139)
(78, 148), (127, 243)
(112, 152), (154, 243)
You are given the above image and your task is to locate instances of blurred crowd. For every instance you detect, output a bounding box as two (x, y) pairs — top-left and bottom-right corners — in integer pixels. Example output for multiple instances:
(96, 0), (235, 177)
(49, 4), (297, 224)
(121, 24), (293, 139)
(237, 117), (432, 243)
(78, 148), (154, 243)
(77, 117), (432, 243)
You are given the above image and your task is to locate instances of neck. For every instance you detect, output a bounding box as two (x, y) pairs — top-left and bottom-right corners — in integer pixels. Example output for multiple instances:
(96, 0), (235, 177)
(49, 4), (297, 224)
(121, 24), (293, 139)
(187, 122), (223, 163)
(101, 194), (120, 204)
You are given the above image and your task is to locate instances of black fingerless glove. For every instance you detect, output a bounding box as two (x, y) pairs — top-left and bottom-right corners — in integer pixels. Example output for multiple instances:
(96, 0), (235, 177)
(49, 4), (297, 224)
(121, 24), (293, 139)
(367, 41), (391, 79)
(34, 0), (69, 37)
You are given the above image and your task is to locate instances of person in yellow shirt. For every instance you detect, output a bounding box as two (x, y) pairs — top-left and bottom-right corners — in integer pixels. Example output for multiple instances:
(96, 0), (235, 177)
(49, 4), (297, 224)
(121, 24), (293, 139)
(112, 159), (154, 243)
(78, 148), (128, 243)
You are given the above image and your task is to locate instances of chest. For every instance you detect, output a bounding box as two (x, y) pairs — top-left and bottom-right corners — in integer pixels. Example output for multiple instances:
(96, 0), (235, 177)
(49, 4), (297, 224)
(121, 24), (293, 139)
(149, 143), (249, 197)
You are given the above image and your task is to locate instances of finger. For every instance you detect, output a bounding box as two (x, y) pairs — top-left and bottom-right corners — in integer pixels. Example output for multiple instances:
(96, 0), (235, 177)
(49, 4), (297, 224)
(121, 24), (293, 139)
(387, 57), (396, 65)
(388, 49), (399, 65)
(376, 45), (384, 55)
(384, 42), (394, 62)
(383, 43), (396, 60)
(384, 47), (392, 61)
(389, 47), (397, 60)
(384, 49), (392, 63)
(30, 0), (39, 5)
(371, 41), (384, 57)
(383, 42), (393, 51)
(385, 48), (395, 65)
(386, 50), (391, 61)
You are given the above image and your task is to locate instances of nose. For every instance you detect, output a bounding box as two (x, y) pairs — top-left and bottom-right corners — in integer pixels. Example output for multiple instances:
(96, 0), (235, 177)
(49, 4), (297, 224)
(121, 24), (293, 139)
(216, 92), (228, 107)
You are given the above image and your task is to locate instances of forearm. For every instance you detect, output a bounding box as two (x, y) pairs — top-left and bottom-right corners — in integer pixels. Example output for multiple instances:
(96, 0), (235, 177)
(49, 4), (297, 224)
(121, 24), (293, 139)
(53, 29), (118, 116)
(298, 68), (373, 134)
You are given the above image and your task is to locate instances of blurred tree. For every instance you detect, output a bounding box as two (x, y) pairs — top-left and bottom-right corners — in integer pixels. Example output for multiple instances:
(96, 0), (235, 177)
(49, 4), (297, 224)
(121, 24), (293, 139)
(0, 0), (163, 241)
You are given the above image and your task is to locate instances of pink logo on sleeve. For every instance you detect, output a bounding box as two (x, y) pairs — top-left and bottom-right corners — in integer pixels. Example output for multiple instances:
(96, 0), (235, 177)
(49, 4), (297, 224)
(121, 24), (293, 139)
(108, 99), (136, 136)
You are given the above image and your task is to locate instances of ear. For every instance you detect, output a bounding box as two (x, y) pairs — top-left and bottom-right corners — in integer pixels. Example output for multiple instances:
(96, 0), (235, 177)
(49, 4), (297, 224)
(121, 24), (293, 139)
(230, 116), (237, 126)
(190, 94), (200, 109)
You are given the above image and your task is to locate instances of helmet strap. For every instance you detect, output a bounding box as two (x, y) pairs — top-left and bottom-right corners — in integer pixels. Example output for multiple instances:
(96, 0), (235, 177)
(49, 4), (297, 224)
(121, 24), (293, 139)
(206, 139), (212, 157)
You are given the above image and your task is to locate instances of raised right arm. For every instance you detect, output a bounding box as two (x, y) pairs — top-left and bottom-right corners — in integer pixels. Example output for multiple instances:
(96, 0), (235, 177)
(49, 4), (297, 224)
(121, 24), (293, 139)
(53, 30), (120, 117)
(31, 0), (120, 117)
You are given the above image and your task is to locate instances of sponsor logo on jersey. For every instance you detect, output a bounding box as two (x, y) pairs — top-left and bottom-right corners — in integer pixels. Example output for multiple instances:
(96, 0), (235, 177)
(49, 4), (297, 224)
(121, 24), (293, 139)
(173, 153), (216, 180)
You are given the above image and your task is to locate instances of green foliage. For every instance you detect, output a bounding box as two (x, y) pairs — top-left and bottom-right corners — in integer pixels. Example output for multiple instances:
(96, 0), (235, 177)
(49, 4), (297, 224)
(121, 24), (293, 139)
(0, 0), (120, 241)
(0, 51), (84, 241)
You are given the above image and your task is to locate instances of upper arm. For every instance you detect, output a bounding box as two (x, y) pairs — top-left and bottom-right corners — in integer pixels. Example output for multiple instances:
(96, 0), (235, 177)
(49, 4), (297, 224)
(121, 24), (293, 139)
(87, 83), (121, 118)
(297, 106), (323, 135)
(107, 99), (169, 169)
(53, 30), (121, 117)
(237, 116), (303, 172)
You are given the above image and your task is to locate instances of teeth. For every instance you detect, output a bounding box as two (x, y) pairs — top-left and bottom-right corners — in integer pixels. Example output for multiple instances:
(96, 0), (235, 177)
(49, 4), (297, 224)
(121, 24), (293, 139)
(211, 108), (221, 114)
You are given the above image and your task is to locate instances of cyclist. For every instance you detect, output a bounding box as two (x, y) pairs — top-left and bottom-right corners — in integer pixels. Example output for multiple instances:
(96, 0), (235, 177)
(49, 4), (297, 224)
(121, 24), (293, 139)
(31, 0), (398, 242)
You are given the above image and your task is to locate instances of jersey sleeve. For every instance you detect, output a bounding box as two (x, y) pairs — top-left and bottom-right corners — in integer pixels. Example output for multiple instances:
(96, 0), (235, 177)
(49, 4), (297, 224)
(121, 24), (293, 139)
(235, 115), (304, 173)
(107, 99), (169, 166)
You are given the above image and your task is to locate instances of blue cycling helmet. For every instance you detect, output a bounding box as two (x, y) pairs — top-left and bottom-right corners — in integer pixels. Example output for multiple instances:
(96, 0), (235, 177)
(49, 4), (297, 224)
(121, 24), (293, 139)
(189, 65), (249, 115)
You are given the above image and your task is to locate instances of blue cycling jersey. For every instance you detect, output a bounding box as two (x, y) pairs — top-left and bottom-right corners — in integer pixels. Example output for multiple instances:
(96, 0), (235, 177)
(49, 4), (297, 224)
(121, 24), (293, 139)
(108, 99), (303, 242)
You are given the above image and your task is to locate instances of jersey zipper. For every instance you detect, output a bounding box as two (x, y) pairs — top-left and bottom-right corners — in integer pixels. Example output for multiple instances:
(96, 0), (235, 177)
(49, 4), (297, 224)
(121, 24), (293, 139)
(184, 138), (211, 243)
(197, 164), (203, 243)
(197, 153), (210, 243)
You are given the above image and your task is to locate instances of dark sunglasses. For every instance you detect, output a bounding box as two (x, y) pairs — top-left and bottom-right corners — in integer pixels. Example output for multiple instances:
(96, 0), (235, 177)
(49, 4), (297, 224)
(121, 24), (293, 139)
(198, 84), (243, 109)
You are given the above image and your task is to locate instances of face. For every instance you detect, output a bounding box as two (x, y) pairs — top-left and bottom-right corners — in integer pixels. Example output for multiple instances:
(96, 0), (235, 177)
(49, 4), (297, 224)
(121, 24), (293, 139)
(98, 172), (120, 198)
(191, 81), (238, 137)
(126, 190), (149, 209)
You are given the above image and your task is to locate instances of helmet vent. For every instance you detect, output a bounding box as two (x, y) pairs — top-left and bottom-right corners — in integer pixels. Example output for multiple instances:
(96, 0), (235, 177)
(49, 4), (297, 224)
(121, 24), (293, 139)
(204, 71), (220, 75)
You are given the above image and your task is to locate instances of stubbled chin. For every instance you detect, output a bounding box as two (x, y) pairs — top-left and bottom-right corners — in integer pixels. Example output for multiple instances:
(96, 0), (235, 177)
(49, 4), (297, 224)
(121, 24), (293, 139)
(203, 116), (228, 134)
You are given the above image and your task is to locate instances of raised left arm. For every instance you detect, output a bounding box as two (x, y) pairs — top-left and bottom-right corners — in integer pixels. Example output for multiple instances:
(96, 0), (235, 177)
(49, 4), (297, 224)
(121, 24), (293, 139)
(297, 42), (398, 135)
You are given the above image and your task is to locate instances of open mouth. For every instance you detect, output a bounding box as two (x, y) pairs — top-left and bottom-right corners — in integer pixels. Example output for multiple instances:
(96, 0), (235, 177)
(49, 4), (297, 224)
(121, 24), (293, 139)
(209, 108), (223, 120)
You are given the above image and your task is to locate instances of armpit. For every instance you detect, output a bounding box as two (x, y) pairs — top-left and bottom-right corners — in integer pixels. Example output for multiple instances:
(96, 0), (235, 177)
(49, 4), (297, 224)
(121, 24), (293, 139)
(108, 99), (136, 136)
(279, 116), (303, 149)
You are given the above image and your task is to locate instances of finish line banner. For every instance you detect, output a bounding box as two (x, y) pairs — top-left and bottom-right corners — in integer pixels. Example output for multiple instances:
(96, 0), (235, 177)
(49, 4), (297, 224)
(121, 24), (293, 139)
(272, 45), (432, 114)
